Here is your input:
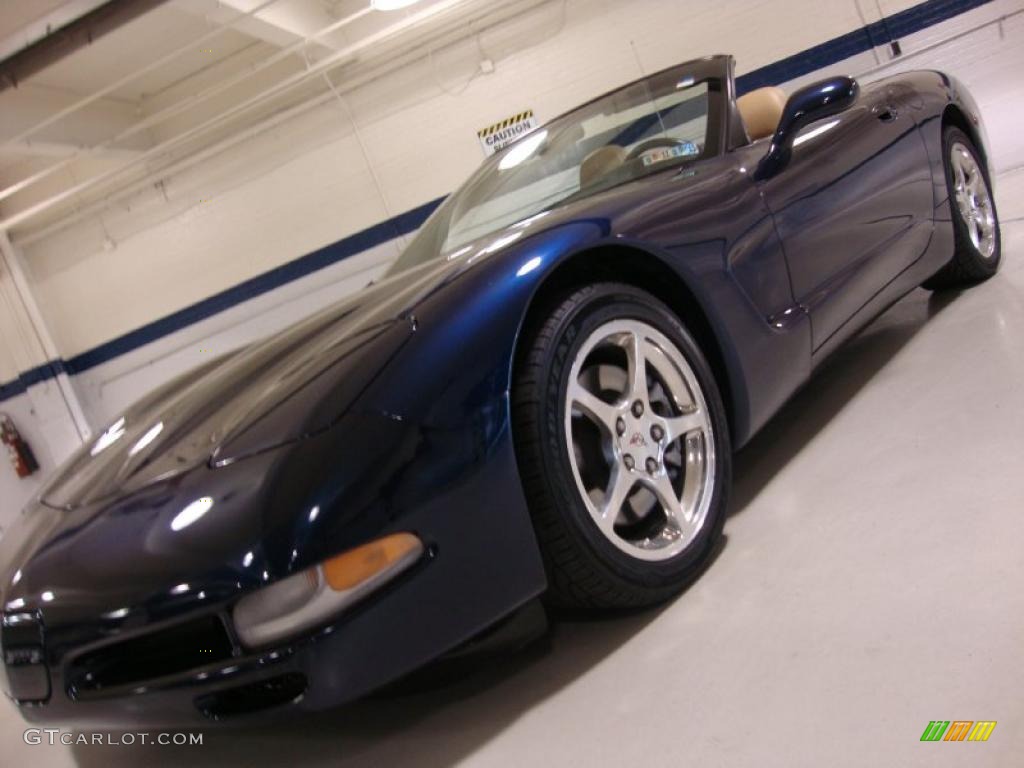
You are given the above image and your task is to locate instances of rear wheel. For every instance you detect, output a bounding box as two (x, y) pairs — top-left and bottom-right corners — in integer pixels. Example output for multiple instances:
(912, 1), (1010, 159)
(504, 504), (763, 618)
(923, 126), (1001, 290)
(512, 283), (730, 610)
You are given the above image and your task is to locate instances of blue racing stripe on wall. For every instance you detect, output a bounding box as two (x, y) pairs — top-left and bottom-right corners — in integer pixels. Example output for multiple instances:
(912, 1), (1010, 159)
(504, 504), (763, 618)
(63, 195), (445, 374)
(0, 0), (996, 403)
(735, 0), (994, 93)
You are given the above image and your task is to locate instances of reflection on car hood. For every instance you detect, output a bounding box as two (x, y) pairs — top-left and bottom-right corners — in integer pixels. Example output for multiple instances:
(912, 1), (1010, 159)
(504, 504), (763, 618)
(39, 271), (436, 510)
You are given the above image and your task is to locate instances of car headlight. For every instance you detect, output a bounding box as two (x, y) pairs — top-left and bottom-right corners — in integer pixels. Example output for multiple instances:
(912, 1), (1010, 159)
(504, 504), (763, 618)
(233, 533), (423, 649)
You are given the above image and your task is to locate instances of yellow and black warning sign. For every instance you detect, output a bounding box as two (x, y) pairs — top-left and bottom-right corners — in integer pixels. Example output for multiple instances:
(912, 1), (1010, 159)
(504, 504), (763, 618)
(477, 109), (538, 157)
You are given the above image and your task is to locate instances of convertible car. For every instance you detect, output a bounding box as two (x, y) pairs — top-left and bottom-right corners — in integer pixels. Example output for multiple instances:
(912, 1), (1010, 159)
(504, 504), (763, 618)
(0, 54), (1000, 723)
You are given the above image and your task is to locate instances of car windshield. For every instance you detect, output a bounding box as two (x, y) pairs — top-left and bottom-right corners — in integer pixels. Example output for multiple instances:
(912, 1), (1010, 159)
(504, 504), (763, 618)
(386, 62), (717, 276)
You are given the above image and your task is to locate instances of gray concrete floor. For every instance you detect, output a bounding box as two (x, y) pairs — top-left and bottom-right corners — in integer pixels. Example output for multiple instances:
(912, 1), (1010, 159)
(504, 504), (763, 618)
(4, 176), (1024, 768)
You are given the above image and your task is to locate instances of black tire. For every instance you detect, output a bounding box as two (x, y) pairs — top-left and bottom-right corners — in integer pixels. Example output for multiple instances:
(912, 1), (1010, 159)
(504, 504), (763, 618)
(922, 126), (1001, 290)
(512, 283), (731, 611)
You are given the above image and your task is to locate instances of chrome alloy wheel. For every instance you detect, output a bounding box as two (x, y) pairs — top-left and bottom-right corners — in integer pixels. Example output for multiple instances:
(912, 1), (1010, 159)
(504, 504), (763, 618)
(564, 319), (715, 561)
(950, 142), (996, 258)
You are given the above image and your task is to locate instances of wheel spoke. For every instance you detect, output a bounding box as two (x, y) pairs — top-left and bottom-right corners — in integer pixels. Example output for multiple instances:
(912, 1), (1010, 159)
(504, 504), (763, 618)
(966, 169), (981, 195)
(647, 472), (683, 523)
(663, 411), (703, 444)
(644, 343), (698, 415)
(570, 382), (619, 433)
(969, 216), (982, 249)
(978, 205), (994, 241)
(624, 330), (650, 405)
(680, 434), (706, 523)
(600, 465), (635, 528)
(954, 160), (966, 191)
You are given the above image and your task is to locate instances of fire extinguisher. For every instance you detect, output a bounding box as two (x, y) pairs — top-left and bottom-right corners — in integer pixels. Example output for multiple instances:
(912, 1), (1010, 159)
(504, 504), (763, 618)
(1, 413), (39, 478)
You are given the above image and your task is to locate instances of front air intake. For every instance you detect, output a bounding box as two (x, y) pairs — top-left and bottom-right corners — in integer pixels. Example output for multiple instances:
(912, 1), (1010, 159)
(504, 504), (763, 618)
(1, 611), (50, 703)
(68, 614), (233, 698)
(194, 672), (307, 719)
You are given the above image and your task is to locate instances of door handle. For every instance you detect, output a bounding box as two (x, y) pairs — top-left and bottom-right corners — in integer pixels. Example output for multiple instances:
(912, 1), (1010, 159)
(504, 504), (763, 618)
(874, 106), (898, 123)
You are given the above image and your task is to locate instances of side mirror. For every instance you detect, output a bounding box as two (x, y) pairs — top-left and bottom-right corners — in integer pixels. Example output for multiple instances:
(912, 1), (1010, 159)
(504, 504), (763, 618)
(755, 75), (859, 180)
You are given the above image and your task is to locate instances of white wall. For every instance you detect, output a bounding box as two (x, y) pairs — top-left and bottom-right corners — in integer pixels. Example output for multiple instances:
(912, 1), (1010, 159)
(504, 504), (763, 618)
(14, 0), (911, 359)
(0, 242), (82, 527)
(1, 0), (1022, 532)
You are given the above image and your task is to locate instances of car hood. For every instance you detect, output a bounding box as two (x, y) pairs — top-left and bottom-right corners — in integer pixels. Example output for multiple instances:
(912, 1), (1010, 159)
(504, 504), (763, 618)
(38, 273), (435, 511)
(34, 200), (607, 513)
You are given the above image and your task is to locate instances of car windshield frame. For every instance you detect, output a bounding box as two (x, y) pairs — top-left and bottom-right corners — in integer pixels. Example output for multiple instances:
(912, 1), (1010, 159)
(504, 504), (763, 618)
(386, 55), (731, 277)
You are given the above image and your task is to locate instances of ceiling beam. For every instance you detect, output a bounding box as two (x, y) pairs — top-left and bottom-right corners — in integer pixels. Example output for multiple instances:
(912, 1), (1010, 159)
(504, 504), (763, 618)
(0, 139), (144, 160)
(0, 0), (109, 62)
(0, 0), (173, 91)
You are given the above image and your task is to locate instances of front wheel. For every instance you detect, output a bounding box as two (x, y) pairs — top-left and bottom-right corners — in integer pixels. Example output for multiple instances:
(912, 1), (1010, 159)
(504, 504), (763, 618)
(512, 283), (731, 610)
(923, 126), (1001, 290)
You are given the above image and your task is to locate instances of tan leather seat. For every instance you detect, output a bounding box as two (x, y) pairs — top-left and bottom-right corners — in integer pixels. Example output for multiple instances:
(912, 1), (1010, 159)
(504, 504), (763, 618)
(737, 86), (787, 141)
(580, 145), (627, 188)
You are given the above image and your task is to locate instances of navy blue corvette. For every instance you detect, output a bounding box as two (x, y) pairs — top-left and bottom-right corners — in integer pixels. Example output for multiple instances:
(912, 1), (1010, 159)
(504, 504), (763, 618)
(0, 55), (1001, 723)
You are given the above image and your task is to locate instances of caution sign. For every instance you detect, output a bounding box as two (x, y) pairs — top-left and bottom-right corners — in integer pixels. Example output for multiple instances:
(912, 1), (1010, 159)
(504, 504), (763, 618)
(477, 110), (538, 157)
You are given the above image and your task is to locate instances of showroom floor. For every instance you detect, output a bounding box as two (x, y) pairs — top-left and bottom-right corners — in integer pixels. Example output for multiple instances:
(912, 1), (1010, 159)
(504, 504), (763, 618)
(4, 181), (1023, 768)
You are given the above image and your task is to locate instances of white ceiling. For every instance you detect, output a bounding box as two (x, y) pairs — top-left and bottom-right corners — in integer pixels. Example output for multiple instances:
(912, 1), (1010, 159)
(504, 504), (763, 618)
(0, 0), (550, 239)
(0, 0), (75, 32)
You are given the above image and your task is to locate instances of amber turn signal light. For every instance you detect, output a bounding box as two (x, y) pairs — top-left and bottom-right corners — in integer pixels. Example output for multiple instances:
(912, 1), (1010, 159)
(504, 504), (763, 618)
(322, 532), (422, 591)
(233, 531), (424, 649)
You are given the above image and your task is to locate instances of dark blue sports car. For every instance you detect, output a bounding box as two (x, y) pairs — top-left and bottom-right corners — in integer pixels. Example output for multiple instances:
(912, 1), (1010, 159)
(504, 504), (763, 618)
(0, 54), (1000, 723)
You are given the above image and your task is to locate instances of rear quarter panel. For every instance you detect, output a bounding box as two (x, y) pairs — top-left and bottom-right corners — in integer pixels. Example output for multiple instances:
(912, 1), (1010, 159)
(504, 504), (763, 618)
(890, 70), (993, 221)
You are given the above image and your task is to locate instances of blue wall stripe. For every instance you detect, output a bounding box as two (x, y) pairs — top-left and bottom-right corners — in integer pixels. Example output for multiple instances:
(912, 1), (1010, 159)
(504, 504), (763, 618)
(0, 360), (67, 402)
(62, 195), (445, 374)
(0, 0), (995, 404)
(736, 0), (993, 93)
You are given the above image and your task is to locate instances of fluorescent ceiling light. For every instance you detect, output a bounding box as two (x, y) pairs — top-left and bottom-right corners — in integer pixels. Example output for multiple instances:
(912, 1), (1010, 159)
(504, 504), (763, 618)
(372, 0), (424, 10)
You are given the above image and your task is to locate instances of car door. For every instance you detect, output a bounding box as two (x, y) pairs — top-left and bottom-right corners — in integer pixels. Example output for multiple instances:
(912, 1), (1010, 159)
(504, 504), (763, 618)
(758, 83), (934, 351)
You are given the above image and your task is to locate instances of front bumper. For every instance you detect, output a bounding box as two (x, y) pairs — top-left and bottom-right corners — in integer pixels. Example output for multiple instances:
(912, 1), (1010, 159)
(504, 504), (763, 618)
(3, 414), (546, 725)
(8, 560), (437, 725)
